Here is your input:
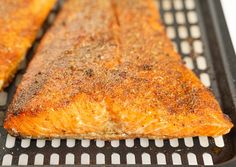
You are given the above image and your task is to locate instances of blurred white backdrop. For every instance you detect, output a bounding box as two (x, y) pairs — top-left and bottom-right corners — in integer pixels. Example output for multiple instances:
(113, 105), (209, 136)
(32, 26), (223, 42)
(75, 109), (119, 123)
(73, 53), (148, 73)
(221, 0), (236, 54)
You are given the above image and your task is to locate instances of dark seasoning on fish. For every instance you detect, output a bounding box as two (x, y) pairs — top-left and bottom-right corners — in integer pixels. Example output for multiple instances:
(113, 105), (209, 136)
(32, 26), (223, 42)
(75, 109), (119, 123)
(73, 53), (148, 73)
(4, 0), (233, 140)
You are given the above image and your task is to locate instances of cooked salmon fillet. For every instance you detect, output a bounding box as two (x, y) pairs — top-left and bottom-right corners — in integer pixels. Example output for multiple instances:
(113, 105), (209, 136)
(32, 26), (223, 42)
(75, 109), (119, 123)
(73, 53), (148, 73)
(0, 0), (56, 90)
(4, 0), (233, 139)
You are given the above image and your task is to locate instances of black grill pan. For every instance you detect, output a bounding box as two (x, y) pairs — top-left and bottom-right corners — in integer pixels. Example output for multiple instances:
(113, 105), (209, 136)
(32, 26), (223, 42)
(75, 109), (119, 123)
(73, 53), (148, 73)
(0, 0), (236, 166)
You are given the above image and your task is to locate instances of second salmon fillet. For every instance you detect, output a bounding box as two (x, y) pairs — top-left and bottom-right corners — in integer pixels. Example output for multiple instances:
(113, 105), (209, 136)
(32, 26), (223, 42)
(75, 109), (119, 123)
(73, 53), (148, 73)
(0, 0), (56, 90)
(4, 0), (233, 139)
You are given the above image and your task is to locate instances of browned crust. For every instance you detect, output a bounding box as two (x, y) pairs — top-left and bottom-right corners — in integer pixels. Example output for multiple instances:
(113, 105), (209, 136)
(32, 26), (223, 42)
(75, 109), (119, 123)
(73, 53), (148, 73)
(0, 0), (56, 90)
(4, 0), (233, 140)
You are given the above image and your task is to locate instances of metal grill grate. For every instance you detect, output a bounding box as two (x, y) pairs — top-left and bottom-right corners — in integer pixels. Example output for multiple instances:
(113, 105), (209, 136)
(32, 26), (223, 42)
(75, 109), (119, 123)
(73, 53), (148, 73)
(0, 0), (235, 166)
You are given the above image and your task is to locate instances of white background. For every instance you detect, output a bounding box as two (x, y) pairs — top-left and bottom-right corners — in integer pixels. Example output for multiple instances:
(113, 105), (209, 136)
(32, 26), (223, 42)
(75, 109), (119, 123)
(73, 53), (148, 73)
(221, 0), (236, 54)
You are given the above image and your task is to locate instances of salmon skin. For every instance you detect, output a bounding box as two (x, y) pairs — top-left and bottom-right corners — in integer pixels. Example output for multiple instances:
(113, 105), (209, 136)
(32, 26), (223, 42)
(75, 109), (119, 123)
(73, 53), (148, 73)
(0, 0), (56, 91)
(4, 0), (233, 140)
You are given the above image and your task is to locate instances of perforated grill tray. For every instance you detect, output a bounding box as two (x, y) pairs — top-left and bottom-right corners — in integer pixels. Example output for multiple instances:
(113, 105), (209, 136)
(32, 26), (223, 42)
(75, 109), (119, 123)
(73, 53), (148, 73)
(0, 0), (236, 166)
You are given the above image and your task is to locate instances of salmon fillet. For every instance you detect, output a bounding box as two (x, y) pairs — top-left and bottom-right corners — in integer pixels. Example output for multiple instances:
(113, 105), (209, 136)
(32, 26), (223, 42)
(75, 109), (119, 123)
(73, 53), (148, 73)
(4, 0), (233, 139)
(0, 0), (56, 90)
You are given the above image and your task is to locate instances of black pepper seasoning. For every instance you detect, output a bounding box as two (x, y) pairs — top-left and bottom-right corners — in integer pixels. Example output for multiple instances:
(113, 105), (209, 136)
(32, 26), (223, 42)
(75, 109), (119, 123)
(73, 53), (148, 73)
(85, 68), (94, 77)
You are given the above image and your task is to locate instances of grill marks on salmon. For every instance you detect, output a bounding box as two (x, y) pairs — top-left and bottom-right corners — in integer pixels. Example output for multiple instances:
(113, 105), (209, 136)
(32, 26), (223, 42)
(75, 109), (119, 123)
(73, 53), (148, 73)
(4, 0), (233, 139)
(0, 0), (56, 90)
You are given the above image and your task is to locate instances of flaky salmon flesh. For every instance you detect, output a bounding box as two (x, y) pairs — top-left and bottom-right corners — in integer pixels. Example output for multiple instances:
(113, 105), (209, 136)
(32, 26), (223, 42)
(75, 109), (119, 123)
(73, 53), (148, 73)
(0, 0), (56, 91)
(4, 0), (233, 140)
